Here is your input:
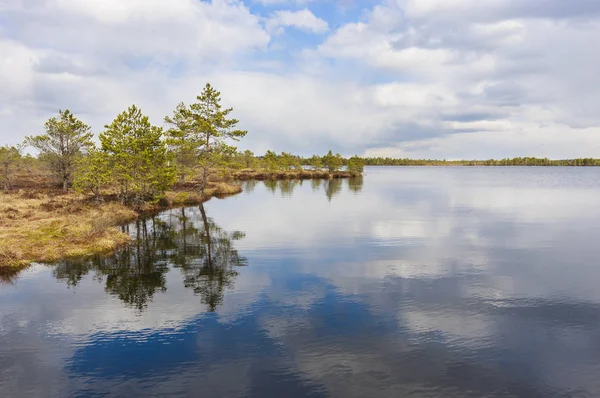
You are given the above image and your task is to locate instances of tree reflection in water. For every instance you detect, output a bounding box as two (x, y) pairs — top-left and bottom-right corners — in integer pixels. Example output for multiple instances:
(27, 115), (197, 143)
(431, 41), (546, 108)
(348, 175), (364, 194)
(278, 179), (300, 198)
(240, 180), (258, 193)
(264, 179), (278, 194)
(0, 267), (22, 285)
(311, 178), (322, 192)
(261, 176), (363, 200)
(325, 178), (343, 202)
(179, 204), (247, 311)
(52, 204), (247, 312)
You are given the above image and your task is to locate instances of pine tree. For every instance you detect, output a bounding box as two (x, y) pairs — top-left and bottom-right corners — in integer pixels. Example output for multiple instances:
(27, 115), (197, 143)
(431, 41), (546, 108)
(280, 152), (300, 170)
(165, 83), (247, 193)
(100, 105), (175, 204)
(347, 155), (365, 174)
(0, 145), (21, 192)
(309, 154), (323, 170)
(164, 102), (201, 183)
(323, 150), (343, 173)
(26, 110), (93, 191)
(242, 150), (255, 169)
(264, 150), (280, 171)
(193, 83), (247, 152)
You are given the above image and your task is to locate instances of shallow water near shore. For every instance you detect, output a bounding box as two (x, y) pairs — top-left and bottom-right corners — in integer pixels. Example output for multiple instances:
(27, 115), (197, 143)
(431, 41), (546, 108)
(2, 167), (600, 397)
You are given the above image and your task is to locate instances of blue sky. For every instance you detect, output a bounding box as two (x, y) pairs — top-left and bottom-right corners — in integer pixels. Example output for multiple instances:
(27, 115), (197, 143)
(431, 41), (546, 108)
(1, 0), (600, 158)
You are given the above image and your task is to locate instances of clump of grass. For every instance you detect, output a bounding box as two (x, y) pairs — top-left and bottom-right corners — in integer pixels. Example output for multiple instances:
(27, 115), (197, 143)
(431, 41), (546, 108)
(166, 191), (204, 206)
(204, 181), (243, 198)
(161, 181), (242, 208)
(0, 247), (28, 268)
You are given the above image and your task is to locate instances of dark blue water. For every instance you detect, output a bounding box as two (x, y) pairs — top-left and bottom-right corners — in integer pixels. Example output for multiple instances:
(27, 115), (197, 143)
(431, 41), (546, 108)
(2, 167), (600, 397)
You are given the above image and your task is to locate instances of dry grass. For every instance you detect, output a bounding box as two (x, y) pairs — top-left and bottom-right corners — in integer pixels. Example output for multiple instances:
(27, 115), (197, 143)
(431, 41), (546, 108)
(204, 181), (243, 197)
(233, 169), (357, 180)
(159, 181), (242, 209)
(0, 173), (243, 269)
(0, 190), (137, 268)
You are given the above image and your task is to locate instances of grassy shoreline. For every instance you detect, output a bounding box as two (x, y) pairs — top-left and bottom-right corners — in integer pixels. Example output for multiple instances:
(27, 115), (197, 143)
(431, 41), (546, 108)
(0, 181), (242, 270)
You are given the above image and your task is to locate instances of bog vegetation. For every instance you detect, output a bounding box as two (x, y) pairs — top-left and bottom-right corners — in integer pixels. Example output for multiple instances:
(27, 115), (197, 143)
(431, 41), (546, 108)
(0, 83), (362, 269)
(2, 83), (362, 202)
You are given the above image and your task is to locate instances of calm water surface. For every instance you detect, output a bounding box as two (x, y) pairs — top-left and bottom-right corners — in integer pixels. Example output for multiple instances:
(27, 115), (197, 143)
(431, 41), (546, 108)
(2, 167), (600, 397)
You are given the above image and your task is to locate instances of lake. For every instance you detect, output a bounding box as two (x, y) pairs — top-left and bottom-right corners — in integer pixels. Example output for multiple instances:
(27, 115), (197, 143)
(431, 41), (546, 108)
(2, 167), (600, 397)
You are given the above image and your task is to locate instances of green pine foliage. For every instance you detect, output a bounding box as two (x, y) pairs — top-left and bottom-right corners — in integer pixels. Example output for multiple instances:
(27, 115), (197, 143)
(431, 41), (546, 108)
(323, 150), (343, 173)
(73, 147), (111, 199)
(100, 105), (175, 204)
(308, 155), (323, 170)
(241, 150), (257, 168)
(164, 102), (200, 183)
(263, 150), (280, 171)
(347, 156), (365, 174)
(193, 83), (247, 149)
(279, 152), (302, 170)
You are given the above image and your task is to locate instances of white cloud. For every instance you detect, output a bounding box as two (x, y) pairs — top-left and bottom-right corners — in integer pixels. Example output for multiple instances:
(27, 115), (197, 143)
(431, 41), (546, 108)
(266, 8), (329, 34)
(316, 1), (600, 157)
(30, 0), (269, 58)
(0, 40), (38, 106)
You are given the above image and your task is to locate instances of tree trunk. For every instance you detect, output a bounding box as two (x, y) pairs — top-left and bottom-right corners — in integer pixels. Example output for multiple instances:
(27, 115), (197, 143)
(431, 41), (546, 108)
(198, 166), (208, 196)
(62, 178), (68, 192)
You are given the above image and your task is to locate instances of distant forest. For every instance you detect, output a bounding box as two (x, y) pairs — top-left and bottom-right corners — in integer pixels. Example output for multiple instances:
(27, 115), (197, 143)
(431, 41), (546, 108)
(336, 157), (600, 167)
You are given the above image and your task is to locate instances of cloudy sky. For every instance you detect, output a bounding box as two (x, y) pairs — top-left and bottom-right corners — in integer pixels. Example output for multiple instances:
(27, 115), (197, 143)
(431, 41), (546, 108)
(1, 0), (600, 159)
